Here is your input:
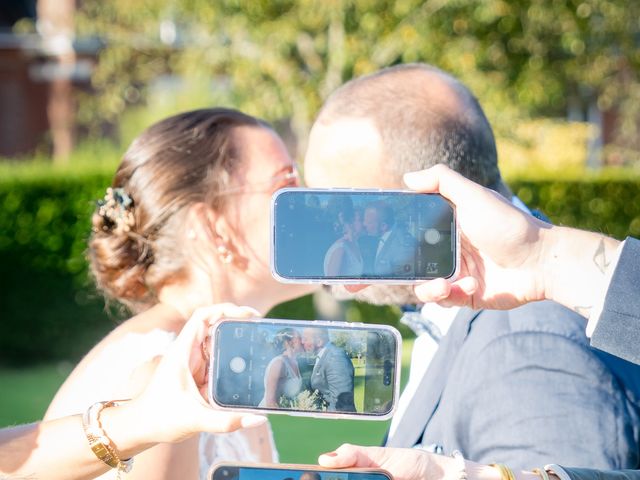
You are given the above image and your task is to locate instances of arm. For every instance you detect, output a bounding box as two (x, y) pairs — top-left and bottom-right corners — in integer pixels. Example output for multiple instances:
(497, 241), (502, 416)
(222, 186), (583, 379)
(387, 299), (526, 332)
(1, 305), (267, 480)
(263, 358), (285, 408)
(401, 165), (620, 316)
(456, 327), (632, 469)
(318, 445), (640, 480)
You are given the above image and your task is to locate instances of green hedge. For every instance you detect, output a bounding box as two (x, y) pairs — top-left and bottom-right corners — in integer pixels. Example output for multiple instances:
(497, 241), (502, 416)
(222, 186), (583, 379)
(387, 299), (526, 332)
(2, 169), (640, 364)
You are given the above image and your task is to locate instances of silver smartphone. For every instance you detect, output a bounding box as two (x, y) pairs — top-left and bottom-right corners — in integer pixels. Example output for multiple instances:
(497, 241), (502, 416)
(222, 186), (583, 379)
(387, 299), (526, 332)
(271, 188), (457, 283)
(208, 318), (401, 420)
(210, 463), (393, 480)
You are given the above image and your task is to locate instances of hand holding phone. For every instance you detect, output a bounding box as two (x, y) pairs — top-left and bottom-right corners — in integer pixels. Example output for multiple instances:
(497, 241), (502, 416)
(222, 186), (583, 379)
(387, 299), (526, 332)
(208, 318), (401, 420)
(271, 188), (457, 283)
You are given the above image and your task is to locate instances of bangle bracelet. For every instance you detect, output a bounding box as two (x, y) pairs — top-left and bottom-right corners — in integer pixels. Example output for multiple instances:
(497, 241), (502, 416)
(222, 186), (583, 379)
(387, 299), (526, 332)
(533, 468), (550, 480)
(451, 450), (468, 480)
(491, 464), (516, 480)
(82, 400), (134, 478)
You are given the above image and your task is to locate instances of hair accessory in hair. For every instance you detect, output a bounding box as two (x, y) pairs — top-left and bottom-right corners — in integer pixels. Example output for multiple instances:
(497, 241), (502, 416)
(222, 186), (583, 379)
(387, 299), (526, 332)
(97, 187), (136, 234)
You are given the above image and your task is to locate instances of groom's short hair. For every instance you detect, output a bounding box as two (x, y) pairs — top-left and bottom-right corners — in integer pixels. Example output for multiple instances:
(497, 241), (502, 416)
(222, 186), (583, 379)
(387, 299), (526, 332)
(300, 473), (321, 480)
(304, 327), (330, 346)
(316, 63), (501, 190)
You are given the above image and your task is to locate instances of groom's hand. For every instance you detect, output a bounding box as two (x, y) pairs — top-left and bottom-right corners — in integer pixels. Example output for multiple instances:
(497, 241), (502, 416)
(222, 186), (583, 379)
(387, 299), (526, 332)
(318, 444), (448, 480)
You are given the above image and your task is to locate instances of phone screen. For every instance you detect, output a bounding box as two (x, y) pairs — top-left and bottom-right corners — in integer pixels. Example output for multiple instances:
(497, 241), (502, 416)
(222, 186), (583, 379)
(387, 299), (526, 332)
(272, 189), (456, 281)
(210, 320), (399, 417)
(211, 465), (392, 480)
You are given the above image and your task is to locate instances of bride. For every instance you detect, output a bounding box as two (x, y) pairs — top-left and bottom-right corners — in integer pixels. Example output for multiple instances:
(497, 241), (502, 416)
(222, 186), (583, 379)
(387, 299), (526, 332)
(259, 328), (304, 408)
(43, 108), (315, 479)
(324, 200), (364, 277)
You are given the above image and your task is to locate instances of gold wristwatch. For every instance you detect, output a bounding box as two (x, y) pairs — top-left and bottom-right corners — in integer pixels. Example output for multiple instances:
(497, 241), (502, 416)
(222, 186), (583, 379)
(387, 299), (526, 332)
(82, 400), (134, 474)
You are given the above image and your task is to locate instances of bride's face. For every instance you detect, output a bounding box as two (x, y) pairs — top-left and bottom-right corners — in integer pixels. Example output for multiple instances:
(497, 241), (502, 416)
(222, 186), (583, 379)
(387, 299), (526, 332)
(223, 126), (317, 305)
(289, 332), (303, 354)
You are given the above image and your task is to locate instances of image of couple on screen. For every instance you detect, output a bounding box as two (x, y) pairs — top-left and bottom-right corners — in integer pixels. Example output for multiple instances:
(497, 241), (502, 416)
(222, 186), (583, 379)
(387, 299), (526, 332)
(259, 327), (356, 412)
(323, 199), (417, 278)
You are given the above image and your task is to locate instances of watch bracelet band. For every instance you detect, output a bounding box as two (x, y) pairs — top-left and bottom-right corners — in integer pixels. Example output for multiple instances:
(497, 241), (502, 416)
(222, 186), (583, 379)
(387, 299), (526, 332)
(82, 400), (134, 473)
(491, 463), (517, 480)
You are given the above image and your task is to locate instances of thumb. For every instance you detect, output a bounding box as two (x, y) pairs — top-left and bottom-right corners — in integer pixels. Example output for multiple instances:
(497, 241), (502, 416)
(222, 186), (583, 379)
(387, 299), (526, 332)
(403, 164), (480, 206)
(196, 408), (268, 434)
(319, 444), (379, 469)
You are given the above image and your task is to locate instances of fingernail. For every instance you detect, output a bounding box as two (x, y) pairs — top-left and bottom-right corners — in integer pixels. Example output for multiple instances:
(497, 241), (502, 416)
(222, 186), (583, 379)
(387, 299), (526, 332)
(322, 451), (338, 457)
(403, 171), (420, 185)
(240, 306), (261, 317)
(240, 415), (267, 428)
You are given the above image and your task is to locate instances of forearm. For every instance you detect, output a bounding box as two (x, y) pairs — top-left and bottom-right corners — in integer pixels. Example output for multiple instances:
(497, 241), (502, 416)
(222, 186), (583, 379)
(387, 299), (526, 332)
(0, 402), (157, 480)
(0, 416), (108, 480)
(542, 226), (620, 318)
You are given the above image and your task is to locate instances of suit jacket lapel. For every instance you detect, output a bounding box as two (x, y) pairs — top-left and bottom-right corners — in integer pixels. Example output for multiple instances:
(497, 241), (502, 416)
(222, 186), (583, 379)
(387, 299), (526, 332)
(386, 307), (481, 448)
(377, 229), (396, 262)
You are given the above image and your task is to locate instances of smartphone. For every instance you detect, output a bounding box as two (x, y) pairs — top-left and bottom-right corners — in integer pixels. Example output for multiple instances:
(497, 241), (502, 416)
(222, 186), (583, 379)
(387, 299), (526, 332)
(210, 463), (393, 480)
(209, 318), (401, 420)
(271, 188), (457, 283)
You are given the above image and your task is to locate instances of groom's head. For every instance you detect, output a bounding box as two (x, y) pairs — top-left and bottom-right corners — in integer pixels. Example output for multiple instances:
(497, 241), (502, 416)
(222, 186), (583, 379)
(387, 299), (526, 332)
(304, 63), (504, 305)
(302, 328), (329, 353)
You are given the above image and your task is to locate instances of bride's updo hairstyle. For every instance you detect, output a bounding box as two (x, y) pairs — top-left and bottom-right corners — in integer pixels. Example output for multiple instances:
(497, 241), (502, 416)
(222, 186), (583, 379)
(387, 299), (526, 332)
(90, 108), (264, 312)
(273, 328), (297, 353)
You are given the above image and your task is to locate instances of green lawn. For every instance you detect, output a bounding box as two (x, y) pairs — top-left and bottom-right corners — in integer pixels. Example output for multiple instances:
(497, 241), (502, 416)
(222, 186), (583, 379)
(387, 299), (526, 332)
(0, 339), (413, 464)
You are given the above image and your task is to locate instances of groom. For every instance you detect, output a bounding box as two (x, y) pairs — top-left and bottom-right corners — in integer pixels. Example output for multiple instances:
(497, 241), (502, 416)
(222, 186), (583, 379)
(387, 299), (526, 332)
(303, 63), (640, 469)
(302, 327), (356, 412)
(362, 202), (417, 277)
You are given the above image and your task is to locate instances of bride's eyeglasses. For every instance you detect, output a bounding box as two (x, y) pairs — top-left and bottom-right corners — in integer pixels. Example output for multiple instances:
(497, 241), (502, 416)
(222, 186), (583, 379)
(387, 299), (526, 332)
(214, 164), (301, 197)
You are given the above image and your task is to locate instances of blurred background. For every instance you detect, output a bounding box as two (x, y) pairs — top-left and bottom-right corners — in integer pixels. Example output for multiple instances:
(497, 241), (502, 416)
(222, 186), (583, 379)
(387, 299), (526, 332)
(1, 0), (640, 463)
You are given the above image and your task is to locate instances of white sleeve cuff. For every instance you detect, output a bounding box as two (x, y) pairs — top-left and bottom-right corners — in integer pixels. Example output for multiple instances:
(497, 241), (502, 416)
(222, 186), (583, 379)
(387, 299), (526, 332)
(585, 240), (625, 338)
(545, 464), (573, 480)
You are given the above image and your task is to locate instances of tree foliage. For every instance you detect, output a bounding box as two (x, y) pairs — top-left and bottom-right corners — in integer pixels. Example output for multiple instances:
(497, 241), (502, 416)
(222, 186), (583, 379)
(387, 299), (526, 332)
(76, 0), (640, 162)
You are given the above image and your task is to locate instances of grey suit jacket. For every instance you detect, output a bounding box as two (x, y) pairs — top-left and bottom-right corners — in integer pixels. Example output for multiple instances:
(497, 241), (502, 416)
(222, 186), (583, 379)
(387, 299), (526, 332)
(387, 301), (640, 471)
(374, 228), (418, 277)
(591, 237), (640, 365)
(311, 343), (355, 411)
(561, 467), (640, 480)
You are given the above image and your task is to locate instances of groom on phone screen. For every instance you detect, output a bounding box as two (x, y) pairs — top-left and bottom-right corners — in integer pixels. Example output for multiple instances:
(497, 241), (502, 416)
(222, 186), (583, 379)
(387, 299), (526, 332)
(302, 327), (356, 412)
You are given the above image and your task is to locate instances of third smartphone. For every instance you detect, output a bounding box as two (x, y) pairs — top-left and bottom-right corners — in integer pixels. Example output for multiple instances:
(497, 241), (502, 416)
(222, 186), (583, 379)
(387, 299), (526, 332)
(210, 463), (392, 480)
(271, 188), (457, 283)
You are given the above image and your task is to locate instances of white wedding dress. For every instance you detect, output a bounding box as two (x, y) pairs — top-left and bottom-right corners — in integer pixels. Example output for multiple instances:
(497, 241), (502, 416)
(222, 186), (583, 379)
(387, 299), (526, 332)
(258, 355), (303, 407)
(323, 238), (363, 276)
(50, 329), (277, 480)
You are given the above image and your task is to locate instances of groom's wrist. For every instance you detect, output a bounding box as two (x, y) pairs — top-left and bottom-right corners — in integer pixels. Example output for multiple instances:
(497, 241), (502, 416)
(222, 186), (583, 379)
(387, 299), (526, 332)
(465, 462), (502, 480)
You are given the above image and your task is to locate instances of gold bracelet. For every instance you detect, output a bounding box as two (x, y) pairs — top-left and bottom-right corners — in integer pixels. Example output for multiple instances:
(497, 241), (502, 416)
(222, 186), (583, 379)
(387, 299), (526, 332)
(82, 400), (134, 477)
(533, 468), (550, 480)
(491, 464), (516, 480)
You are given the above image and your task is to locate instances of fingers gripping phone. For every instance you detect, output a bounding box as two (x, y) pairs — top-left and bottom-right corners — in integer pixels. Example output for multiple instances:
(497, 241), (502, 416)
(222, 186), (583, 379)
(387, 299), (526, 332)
(208, 318), (401, 420)
(271, 188), (457, 283)
(210, 463), (393, 480)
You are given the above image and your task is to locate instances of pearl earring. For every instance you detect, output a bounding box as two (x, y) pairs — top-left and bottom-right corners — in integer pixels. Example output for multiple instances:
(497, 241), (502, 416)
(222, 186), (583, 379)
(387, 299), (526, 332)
(217, 245), (234, 264)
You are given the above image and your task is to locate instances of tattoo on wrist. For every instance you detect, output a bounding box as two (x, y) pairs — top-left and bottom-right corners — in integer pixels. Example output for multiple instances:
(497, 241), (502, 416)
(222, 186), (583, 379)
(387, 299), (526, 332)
(593, 239), (611, 275)
(574, 305), (592, 317)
